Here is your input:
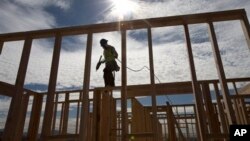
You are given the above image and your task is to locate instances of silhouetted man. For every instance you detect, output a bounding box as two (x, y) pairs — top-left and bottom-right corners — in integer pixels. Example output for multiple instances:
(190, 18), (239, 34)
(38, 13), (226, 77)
(98, 38), (120, 87)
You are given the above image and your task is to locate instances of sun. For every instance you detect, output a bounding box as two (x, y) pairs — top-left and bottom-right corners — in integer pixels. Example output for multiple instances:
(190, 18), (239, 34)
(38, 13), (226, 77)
(111, 0), (138, 19)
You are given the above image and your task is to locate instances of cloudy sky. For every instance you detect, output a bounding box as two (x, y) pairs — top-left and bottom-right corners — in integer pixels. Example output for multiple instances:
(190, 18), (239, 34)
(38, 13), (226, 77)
(0, 0), (250, 132)
(1, 0), (250, 91)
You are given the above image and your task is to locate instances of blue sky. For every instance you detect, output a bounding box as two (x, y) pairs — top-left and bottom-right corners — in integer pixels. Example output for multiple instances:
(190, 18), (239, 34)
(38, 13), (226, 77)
(0, 0), (250, 132)
(0, 0), (250, 90)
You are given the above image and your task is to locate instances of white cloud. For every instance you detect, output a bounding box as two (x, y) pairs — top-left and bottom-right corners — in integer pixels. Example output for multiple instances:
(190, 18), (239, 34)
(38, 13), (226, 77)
(103, 0), (250, 22)
(0, 41), (24, 84)
(0, 97), (11, 129)
(14, 0), (73, 10)
(95, 0), (250, 85)
(24, 39), (54, 86)
(1, 0), (250, 135)
(0, 0), (250, 90)
(0, 1), (56, 33)
(56, 50), (86, 89)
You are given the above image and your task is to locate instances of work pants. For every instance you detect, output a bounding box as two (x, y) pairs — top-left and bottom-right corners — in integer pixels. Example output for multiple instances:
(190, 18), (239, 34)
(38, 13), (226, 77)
(103, 68), (115, 87)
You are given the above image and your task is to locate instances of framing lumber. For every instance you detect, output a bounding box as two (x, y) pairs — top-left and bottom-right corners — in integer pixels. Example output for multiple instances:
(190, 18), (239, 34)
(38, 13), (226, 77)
(41, 34), (62, 139)
(0, 9), (249, 141)
(147, 27), (159, 140)
(240, 11), (250, 49)
(2, 37), (32, 141)
(214, 83), (228, 133)
(201, 83), (221, 134)
(27, 94), (43, 140)
(79, 33), (93, 141)
(121, 29), (128, 141)
(0, 81), (15, 97)
(208, 22), (237, 124)
(184, 24), (207, 141)
(16, 94), (30, 140)
(62, 93), (70, 134)
(0, 9), (246, 41)
(0, 41), (3, 54)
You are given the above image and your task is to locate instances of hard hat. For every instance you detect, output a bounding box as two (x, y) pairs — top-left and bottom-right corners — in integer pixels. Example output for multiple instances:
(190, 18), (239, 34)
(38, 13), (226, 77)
(100, 38), (108, 45)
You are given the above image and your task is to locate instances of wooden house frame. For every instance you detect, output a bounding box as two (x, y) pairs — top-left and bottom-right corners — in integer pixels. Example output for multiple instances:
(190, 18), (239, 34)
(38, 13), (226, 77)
(0, 9), (250, 141)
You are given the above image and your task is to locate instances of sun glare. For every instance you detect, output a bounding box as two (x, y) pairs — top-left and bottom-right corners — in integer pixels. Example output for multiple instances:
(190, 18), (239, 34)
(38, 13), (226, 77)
(111, 0), (138, 19)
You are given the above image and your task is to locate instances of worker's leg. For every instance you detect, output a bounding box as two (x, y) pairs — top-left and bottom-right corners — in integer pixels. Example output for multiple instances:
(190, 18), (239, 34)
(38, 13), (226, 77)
(103, 68), (115, 87)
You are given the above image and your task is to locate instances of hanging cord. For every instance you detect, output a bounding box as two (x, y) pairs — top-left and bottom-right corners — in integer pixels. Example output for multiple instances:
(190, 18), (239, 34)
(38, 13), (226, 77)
(116, 58), (174, 105)
(116, 58), (187, 125)
(116, 58), (162, 84)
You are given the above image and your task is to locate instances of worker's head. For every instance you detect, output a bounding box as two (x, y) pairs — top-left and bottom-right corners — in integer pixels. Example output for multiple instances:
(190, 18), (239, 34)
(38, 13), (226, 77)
(100, 38), (108, 47)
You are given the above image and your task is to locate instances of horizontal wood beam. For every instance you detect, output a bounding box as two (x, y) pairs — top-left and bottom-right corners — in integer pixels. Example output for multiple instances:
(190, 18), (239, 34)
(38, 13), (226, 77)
(38, 77), (250, 97)
(127, 81), (193, 97)
(145, 104), (195, 109)
(0, 81), (15, 97)
(158, 115), (195, 120)
(92, 81), (193, 97)
(206, 133), (229, 139)
(46, 134), (79, 141)
(127, 132), (154, 137)
(0, 81), (40, 97)
(0, 9), (246, 41)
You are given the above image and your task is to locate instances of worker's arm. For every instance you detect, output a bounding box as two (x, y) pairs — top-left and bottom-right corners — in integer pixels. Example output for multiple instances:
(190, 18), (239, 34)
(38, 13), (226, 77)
(112, 47), (118, 58)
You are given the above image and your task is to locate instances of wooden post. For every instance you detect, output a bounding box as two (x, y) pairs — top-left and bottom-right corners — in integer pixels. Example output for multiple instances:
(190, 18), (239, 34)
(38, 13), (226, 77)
(144, 108), (153, 141)
(184, 24), (207, 141)
(59, 103), (65, 134)
(131, 98), (155, 140)
(52, 93), (59, 134)
(208, 22), (237, 124)
(214, 83), (228, 133)
(100, 91), (111, 141)
(147, 27), (159, 140)
(185, 106), (191, 140)
(121, 29), (128, 141)
(157, 119), (163, 141)
(163, 116), (167, 141)
(41, 34), (62, 140)
(87, 113), (93, 141)
(238, 98), (249, 124)
(3, 37), (32, 141)
(118, 111), (122, 140)
(193, 106), (201, 140)
(79, 33), (93, 141)
(96, 90), (102, 141)
(173, 107), (185, 141)
(201, 83), (221, 135)
(75, 92), (81, 134)
(232, 82), (243, 123)
(111, 97), (117, 141)
(27, 94), (43, 141)
(16, 93), (30, 139)
(233, 82), (248, 124)
(0, 41), (3, 54)
(240, 10), (250, 50)
(232, 98), (241, 124)
(62, 93), (69, 134)
(91, 90), (98, 141)
(131, 98), (144, 141)
(166, 102), (177, 141)
(235, 98), (245, 124)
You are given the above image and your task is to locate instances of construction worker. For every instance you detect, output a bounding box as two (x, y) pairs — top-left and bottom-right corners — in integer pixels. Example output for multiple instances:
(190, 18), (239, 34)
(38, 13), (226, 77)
(98, 38), (120, 87)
